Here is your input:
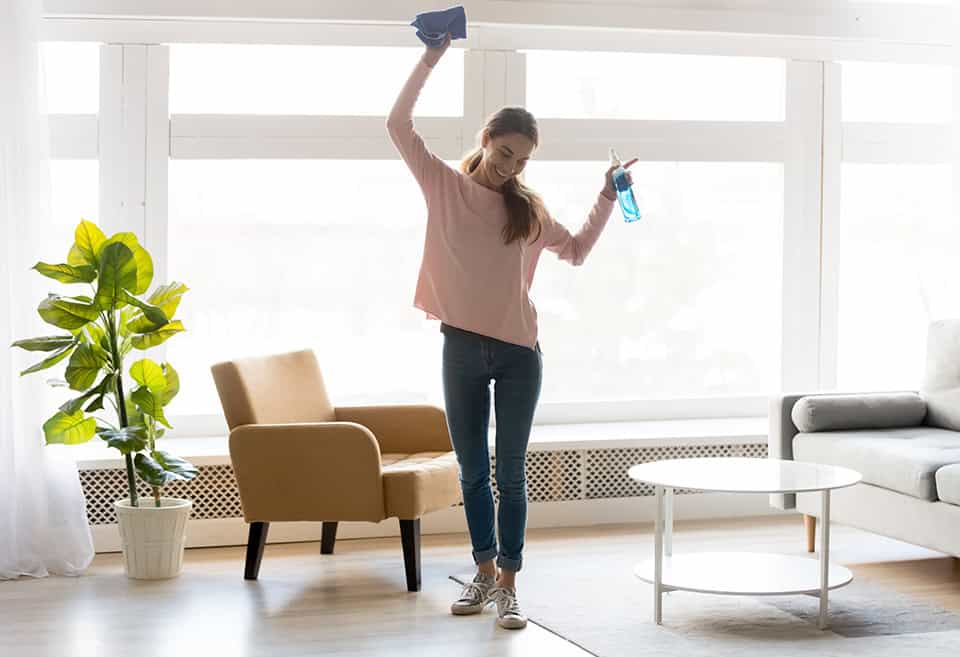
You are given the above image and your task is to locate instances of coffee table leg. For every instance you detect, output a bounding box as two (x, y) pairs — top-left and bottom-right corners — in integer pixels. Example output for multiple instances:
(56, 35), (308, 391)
(665, 487), (673, 557)
(819, 489), (831, 629)
(654, 484), (664, 624)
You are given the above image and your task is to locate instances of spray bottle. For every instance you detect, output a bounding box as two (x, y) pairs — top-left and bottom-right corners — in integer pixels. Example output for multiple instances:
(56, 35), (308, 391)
(610, 148), (641, 223)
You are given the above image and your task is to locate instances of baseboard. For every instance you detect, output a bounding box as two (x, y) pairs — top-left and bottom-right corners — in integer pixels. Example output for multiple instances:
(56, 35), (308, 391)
(91, 492), (790, 553)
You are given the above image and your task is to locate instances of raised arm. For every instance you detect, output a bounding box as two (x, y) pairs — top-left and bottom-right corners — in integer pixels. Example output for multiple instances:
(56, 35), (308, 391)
(541, 192), (616, 266)
(385, 33), (453, 196)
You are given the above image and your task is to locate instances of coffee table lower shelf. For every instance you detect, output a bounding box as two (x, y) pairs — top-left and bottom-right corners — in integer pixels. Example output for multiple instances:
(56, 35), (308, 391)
(634, 551), (853, 596)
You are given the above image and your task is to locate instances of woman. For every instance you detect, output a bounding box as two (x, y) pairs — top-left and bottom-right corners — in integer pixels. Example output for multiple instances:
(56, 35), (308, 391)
(386, 33), (636, 630)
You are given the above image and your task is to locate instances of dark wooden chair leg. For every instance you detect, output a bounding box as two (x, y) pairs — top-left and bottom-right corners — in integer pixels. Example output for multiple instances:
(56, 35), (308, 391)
(399, 518), (422, 592)
(244, 521), (269, 580)
(321, 521), (338, 554)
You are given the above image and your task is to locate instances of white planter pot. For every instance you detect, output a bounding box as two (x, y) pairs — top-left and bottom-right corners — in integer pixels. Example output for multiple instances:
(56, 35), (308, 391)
(114, 497), (192, 580)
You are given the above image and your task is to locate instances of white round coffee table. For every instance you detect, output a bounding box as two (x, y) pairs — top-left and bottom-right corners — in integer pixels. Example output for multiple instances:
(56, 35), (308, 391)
(627, 457), (861, 629)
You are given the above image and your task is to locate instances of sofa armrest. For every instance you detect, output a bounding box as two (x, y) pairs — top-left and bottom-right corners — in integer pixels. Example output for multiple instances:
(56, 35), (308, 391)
(335, 404), (452, 454)
(229, 422), (385, 522)
(769, 393), (815, 510)
(791, 391), (926, 432)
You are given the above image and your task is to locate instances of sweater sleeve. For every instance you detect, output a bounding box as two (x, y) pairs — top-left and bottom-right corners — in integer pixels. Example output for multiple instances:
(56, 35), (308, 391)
(541, 192), (617, 266)
(385, 58), (450, 198)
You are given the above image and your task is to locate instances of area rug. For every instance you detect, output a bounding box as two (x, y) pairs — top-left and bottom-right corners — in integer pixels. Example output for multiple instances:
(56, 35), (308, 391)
(451, 541), (960, 657)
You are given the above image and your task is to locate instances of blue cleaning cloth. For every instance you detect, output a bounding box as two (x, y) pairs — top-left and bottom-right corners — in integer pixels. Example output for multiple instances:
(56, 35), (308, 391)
(410, 5), (467, 48)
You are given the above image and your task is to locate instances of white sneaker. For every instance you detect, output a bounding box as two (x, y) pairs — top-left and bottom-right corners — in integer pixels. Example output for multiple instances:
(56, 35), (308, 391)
(450, 572), (496, 615)
(488, 586), (527, 629)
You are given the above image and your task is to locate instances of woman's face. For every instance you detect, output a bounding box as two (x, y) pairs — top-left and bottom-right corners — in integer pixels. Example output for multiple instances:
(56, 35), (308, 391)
(482, 132), (536, 185)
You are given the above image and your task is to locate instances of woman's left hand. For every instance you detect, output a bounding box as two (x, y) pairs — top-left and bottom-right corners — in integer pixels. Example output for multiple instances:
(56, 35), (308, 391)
(602, 157), (638, 201)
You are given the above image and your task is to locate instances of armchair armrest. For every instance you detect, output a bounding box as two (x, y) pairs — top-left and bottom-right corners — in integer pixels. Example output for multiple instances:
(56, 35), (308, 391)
(229, 422), (385, 523)
(335, 404), (452, 454)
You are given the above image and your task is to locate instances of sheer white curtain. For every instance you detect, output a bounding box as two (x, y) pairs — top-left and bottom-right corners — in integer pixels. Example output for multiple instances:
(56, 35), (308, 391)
(953, 12), (959, 285)
(0, 0), (94, 578)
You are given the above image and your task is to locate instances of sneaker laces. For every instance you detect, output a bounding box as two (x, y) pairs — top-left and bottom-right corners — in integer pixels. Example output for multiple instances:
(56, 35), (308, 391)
(458, 575), (493, 604)
(490, 587), (523, 618)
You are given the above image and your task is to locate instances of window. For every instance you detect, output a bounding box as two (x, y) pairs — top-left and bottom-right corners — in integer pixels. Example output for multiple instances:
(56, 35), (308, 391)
(523, 161), (783, 401)
(40, 42), (99, 114)
(836, 163), (956, 390)
(170, 44), (464, 115)
(166, 159), (456, 415)
(525, 50), (785, 121)
(841, 61), (952, 124)
(49, 160), (99, 250)
(834, 60), (954, 390)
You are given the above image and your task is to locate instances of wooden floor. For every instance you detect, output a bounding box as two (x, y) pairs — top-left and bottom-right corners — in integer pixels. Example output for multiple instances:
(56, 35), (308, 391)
(1, 516), (958, 657)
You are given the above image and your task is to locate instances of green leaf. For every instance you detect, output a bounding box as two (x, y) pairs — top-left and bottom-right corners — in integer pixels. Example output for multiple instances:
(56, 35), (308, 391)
(32, 262), (97, 284)
(160, 363), (180, 406)
(65, 343), (106, 391)
(10, 335), (76, 352)
(121, 290), (168, 333)
(81, 321), (106, 346)
(97, 425), (148, 454)
(60, 372), (115, 414)
(131, 386), (172, 429)
(84, 393), (106, 413)
(60, 390), (95, 415)
(38, 295), (99, 330)
(20, 342), (77, 376)
(94, 242), (137, 311)
(118, 306), (136, 337)
(43, 410), (97, 445)
(124, 392), (144, 428)
(101, 233), (153, 295)
(134, 450), (198, 487)
(147, 282), (188, 320)
(129, 358), (166, 394)
(66, 220), (107, 268)
(130, 320), (185, 350)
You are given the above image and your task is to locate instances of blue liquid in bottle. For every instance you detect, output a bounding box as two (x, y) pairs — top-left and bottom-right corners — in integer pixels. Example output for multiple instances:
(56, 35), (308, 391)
(610, 148), (641, 223)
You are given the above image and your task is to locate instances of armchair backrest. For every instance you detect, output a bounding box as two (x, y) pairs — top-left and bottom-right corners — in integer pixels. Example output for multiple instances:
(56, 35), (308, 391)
(210, 349), (336, 429)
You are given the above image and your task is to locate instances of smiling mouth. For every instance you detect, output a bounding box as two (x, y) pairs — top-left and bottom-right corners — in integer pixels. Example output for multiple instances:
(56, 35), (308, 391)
(494, 166), (510, 178)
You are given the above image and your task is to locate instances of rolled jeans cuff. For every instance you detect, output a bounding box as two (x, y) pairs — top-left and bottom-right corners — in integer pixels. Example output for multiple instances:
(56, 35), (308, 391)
(496, 554), (522, 573)
(473, 546), (498, 565)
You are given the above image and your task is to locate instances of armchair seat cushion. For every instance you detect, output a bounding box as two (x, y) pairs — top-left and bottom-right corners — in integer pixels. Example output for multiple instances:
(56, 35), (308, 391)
(936, 464), (960, 506)
(793, 427), (960, 500)
(381, 452), (462, 519)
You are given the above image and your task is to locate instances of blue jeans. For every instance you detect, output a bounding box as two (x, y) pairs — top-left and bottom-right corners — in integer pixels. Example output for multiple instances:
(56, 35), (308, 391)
(441, 323), (543, 573)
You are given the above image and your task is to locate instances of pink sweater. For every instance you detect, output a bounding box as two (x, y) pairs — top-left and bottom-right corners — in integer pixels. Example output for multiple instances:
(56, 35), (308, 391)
(386, 58), (615, 349)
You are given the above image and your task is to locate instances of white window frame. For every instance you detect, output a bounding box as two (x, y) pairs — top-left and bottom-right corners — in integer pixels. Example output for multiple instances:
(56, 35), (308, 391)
(40, 15), (952, 436)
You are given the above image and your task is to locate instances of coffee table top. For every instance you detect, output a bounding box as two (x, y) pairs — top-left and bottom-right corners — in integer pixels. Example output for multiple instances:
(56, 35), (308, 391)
(627, 457), (861, 493)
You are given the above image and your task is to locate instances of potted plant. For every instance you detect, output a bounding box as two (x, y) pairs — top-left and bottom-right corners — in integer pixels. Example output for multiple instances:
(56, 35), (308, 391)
(10, 218), (198, 579)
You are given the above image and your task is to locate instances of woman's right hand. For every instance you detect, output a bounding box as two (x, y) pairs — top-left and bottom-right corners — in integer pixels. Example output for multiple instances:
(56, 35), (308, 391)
(421, 32), (452, 68)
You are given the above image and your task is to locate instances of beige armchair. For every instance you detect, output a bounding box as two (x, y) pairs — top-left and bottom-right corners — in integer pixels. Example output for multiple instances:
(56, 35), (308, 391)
(210, 349), (461, 591)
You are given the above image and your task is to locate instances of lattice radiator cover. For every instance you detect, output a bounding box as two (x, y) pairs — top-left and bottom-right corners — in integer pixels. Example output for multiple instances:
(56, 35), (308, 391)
(80, 443), (767, 525)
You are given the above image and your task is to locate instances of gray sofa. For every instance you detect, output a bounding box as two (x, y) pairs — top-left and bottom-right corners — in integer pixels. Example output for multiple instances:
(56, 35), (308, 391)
(770, 319), (960, 557)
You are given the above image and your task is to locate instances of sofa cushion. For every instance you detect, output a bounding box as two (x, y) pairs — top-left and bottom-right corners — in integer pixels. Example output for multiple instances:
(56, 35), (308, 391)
(935, 464), (960, 506)
(791, 392), (926, 433)
(921, 319), (960, 431)
(381, 451), (461, 518)
(793, 427), (960, 500)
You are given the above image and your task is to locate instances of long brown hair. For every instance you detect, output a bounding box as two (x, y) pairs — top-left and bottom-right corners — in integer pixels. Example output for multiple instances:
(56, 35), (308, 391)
(460, 107), (549, 246)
